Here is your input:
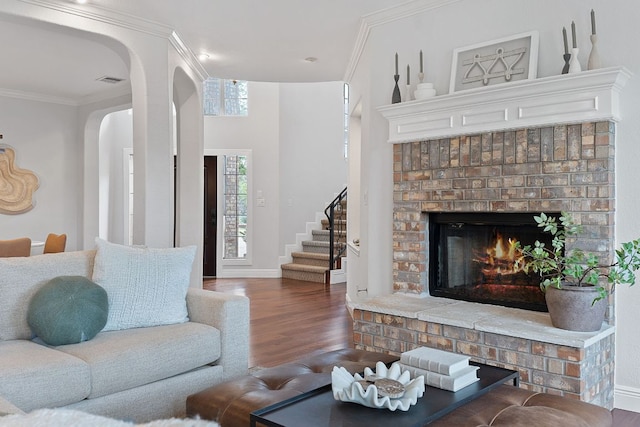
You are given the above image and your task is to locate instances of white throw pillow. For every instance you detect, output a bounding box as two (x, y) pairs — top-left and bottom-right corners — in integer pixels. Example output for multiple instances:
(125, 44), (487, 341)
(92, 238), (197, 331)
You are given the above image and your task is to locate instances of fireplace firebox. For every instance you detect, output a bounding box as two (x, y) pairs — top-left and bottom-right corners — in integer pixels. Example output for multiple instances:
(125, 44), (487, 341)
(429, 212), (559, 312)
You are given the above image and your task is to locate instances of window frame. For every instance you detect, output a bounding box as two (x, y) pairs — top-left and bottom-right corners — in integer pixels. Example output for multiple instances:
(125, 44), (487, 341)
(205, 149), (253, 267)
(203, 78), (249, 117)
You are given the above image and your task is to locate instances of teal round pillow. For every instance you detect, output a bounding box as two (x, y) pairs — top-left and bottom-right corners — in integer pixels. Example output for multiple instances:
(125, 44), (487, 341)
(28, 276), (108, 346)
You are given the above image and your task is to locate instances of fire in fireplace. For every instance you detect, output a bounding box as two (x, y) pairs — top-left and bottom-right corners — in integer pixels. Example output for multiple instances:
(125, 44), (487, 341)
(428, 212), (558, 312)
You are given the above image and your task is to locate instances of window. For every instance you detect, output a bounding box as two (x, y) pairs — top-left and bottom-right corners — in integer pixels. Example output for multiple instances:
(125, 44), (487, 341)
(223, 155), (248, 260)
(204, 78), (248, 116)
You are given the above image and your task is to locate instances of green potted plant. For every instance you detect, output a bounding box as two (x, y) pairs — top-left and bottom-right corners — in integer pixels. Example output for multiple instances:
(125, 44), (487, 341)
(515, 212), (640, 332)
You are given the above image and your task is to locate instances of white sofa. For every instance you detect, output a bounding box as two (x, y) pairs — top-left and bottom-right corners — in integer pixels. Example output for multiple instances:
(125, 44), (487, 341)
(0, 249), (250, 422)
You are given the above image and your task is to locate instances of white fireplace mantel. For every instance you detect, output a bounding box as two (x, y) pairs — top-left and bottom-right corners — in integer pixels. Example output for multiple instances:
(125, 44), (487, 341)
(378, 66), (631, 143)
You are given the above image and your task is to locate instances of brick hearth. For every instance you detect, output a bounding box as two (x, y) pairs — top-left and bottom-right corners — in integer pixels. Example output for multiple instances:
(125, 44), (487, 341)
(352, 295), (615, 407)
(353, 121), (617, 408)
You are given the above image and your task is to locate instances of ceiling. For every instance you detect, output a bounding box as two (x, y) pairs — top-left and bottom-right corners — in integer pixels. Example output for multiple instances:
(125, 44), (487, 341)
(0, 0), (414, 104)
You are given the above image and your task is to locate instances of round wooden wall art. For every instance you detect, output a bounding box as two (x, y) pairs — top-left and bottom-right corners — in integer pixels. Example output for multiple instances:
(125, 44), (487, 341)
(0, 144), (39, 214)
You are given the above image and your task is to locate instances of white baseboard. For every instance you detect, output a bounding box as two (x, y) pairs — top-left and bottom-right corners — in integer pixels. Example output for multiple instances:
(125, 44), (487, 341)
(329, 269), (346, 284)
(215, 269), (281, 278)
(615, 385), (640, 411)
(329, 256), (347, 284)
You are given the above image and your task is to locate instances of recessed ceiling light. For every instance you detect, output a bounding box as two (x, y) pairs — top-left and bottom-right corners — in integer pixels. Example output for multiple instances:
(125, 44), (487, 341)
(304, 57), (318, 63)
(198, 53), (210, 61)
(75, 0), (88, 4)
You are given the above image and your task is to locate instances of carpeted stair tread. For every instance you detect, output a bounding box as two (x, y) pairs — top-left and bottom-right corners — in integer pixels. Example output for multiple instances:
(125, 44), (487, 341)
(281, 263), (327, 283)
(311, 229), (346, 242)
(321, 219), (346, 227)
(291, 251), (329, 260)
(302, 240), (330, 247)
(301, 240), (330, 255)
(281, 263), (327, 273)
(281, 196), (347, 284)
(291, 251), (329, 268)
(321, 219), (346, 225)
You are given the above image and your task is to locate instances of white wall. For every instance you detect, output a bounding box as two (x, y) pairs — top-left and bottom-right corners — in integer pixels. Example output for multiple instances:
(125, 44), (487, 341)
(98, 109), (133, 244)
(349, 0), (640, 410)
(203, 81), (347, 276)
(0, 96), (80, 250)
(92, 80), (346, 278)
(96, 91), (274, 277)
(204, 82), (281, 275)
(278, 82), (347, 252)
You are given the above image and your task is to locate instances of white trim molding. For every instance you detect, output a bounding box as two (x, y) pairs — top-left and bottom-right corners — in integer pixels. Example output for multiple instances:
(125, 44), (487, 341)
(7, 0), (207, 103)
(343, 0), (463, 82)
(216, 269), (281, 279)
(0, 87), (77, 106)
(378, 66), (632, 143)
(15, 0), (174, 38)
(170, 31), (209, 82)
(615, 385), (640, 412)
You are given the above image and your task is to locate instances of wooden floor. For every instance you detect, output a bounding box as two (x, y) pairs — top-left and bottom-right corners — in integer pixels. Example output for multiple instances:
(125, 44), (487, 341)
(203, 277), (636, 426)
(613, 408), (640, 426)
(203, 277), (352, 368)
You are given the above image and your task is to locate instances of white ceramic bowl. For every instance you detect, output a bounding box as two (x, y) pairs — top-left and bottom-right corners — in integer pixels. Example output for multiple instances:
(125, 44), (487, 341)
(331, 361), (425, 411)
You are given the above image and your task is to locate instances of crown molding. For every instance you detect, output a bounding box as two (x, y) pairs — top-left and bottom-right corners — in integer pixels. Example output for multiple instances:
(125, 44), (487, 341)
(78, 85), (132, 106)
(0, 87), (78, 106)
(343, 0), (463, 83)
(9, 1), (208, 92)
(14, 0), (174, 38)
(169, 31), (209, 82)
(0, 85), (133, 107)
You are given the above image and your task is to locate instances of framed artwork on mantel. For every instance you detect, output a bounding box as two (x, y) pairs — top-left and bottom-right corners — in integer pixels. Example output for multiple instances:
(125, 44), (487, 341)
(449, 31), (539, 93)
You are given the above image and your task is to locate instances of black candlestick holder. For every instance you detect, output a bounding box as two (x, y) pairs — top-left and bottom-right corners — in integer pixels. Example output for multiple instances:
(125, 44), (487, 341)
(562, 53), (571, 74)
(392, 74), (401, 104)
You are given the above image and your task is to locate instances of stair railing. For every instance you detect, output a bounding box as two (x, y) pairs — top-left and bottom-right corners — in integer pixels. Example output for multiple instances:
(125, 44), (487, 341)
(324, 187), (347, 270)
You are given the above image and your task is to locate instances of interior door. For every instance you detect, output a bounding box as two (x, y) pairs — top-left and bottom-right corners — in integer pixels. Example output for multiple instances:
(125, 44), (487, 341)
(203, 156), (217, 276)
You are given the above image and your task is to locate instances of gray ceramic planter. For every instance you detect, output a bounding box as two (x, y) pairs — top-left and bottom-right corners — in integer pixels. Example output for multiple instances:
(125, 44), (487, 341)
(545, 284), (606, 332)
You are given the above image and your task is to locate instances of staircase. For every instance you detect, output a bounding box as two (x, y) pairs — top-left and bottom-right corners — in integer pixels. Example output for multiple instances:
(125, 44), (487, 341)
(280, 190), (347, 284)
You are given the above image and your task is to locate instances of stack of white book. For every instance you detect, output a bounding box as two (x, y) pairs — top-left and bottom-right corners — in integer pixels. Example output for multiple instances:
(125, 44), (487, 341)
(399, 347), (479, 392)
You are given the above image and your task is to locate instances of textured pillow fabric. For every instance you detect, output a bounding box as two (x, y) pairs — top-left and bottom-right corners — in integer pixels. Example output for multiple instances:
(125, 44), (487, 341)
(92, 238), (197, 331)
(0, 250), (96, 341)
(0, 408), (221, 426)
(27, 276), (108, 346)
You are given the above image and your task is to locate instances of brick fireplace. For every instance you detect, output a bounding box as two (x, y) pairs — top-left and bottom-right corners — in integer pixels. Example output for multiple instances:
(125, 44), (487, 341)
(351, 67), (630, 409)
(392, 121), (616, 317)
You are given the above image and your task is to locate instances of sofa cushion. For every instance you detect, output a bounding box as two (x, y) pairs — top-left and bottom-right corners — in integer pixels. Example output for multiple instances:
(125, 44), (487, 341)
(27, 276), (108, 346)
(56, 322), (221, 398)
(0, 251), (95, 341)
(0, 395), (24, 416)
(0, 340), (91, 412)
(92, 238), (197, 331)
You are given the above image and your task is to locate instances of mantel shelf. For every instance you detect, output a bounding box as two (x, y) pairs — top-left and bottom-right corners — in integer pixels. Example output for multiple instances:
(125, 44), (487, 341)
(378, 66), (631, 143)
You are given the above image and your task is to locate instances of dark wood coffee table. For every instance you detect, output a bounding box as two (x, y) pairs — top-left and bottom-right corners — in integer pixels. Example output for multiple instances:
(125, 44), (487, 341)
(250, 362), (518, 427)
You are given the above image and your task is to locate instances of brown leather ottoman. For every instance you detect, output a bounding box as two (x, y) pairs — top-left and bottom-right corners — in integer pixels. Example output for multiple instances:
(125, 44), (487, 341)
(429, 384), (612, 427)
(186, 348), (397, 427)
(187, 348), (612, 427)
